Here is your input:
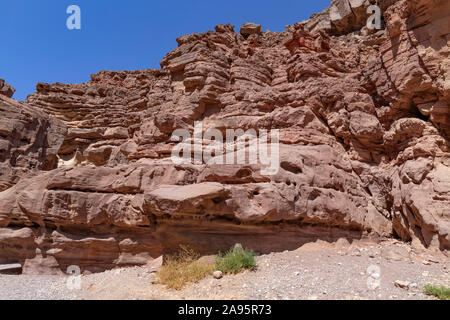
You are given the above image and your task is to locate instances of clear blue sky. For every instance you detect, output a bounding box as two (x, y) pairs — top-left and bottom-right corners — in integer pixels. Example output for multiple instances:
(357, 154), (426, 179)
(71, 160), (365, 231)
(1, 0), (330, 101)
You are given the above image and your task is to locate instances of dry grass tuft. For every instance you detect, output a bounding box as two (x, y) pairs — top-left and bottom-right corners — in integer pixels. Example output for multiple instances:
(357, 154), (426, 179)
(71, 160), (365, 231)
(157, 246), (214, 290)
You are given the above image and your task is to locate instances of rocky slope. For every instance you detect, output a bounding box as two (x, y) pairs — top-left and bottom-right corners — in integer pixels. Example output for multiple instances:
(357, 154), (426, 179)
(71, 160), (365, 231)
(0, 0), (449, 274)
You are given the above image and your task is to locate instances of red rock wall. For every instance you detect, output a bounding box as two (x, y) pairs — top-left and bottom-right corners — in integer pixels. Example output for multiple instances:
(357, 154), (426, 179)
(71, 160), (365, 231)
(0, 0), (448, 274)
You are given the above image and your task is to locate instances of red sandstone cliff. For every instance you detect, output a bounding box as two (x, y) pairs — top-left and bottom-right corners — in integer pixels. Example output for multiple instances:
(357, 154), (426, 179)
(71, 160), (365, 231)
(0, 0), (448, 274)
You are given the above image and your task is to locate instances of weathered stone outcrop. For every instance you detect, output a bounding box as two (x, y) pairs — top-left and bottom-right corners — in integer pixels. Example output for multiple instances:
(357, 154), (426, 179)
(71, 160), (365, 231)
(303, 0), (396, 35)
(0, 79), (15, 98)
(0, 0), (448, 273)
(0, 91), (67, 192)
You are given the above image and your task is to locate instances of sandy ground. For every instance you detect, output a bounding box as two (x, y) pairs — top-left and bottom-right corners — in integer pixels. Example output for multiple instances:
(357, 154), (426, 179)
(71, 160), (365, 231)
(1, 239), (448, 300)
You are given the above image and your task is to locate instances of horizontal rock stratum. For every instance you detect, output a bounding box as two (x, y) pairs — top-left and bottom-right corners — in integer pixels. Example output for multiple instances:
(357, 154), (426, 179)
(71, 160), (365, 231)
(0, 0), (449, 274)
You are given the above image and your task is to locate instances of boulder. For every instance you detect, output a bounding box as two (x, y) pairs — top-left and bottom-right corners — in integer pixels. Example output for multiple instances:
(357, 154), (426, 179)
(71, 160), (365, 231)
(0, 79), (15, 98)
(240, 23), (262, 37)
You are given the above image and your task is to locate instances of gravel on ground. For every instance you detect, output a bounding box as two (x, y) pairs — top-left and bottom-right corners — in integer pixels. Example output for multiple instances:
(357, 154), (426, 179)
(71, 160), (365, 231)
(1, 239), (448, 300)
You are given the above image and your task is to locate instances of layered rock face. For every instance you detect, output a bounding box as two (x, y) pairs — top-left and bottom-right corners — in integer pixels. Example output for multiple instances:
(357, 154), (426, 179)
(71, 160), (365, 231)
(0, 86), (66, 192)
(0, 0), (449, 274)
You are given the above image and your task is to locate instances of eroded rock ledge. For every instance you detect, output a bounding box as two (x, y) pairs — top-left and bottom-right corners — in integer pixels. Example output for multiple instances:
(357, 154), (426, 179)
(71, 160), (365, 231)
(0, 0), (449, 274)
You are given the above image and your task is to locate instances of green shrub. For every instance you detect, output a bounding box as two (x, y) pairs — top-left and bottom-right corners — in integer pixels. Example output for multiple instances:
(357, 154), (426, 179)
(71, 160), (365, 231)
(424, 284), (450, 300)
(215, 247), (257, 274)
